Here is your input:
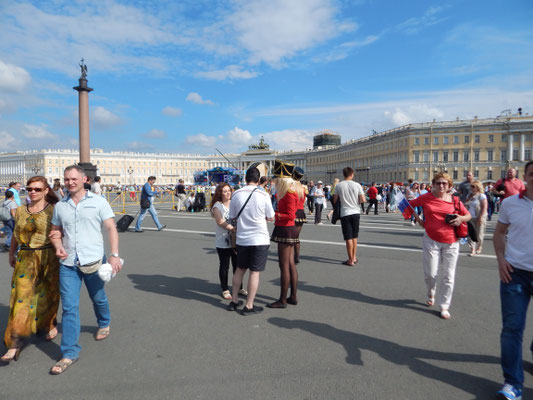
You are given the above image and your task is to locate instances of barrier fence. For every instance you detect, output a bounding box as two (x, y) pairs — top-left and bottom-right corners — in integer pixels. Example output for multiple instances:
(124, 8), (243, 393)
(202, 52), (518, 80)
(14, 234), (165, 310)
(1, 190), (213, 215)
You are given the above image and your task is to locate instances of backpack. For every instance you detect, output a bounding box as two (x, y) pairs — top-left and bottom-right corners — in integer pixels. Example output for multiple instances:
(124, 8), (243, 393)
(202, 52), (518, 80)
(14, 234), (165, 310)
(0, 201), (13, 221)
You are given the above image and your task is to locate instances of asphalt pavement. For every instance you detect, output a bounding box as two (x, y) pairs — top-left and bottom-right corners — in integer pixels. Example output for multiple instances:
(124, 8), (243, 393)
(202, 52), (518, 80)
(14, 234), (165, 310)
(1, 204), (532, 400)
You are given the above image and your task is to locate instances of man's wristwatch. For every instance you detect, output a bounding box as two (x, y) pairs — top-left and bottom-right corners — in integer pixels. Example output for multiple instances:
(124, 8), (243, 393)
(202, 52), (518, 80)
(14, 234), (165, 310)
(109, 253), (120, 258)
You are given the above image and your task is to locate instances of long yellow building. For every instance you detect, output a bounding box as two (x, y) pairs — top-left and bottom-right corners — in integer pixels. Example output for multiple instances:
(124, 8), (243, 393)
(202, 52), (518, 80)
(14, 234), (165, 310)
(305, 115), (533, 184)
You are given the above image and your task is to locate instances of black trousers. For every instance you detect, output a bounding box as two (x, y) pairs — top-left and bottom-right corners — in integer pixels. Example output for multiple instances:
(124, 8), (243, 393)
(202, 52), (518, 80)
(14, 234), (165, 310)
(366, 199), (378, 215)
(314, 203), (323, 224)
(307, 197), (314, 213)
(216, 247), (237, 291)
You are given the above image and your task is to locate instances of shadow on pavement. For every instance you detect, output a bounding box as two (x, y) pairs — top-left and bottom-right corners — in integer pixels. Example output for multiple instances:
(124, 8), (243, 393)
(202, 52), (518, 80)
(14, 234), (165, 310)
(268, 317), (502, 399)
(368, 230), (424, 238)
(128, 274), (226, 309)
(289, 281), (434, 316)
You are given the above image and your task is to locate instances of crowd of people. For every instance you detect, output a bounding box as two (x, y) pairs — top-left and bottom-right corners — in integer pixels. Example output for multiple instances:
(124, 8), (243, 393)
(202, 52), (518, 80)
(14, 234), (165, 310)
(1, 161), (532, 400)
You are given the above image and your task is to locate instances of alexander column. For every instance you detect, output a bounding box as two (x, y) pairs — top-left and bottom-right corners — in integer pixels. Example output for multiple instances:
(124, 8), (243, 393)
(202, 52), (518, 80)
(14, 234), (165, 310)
(73, 58), (97, 180)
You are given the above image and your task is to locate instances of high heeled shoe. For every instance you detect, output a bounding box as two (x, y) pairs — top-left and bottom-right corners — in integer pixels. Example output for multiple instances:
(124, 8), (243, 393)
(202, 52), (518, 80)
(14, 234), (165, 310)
(0, 348), (22, 365)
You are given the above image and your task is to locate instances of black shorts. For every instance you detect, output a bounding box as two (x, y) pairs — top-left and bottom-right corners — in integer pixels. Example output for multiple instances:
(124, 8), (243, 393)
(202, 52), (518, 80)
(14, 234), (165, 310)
(236, 244), (269, 272)
(340, 214), (360, 240)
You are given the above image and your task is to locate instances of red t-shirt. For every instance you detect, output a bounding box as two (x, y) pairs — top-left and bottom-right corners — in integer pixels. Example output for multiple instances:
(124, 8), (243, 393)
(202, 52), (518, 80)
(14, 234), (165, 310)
(495, 178), (525, 199)
(367, 186), (378, 200)
(275, 191), (298, 226)
(410, 193), (470, 243)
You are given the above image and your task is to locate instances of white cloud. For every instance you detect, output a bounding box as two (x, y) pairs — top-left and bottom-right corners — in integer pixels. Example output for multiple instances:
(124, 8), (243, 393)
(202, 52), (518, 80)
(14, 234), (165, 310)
(127, 141), (154, 151)
(259, 129), (314, 151)
(185, 133), (217, 147)
(0, 130), (17, 149)
(384, 105), (445, 127)
(92, 106), (123, 130)
(195, 65), (258, 81)
(186, 92), (214, 105)
(396, 6), (449, 35)
(227, 127), (252, 144)
(229, 0), (356, 66)
(162, 106), (182, 117)
(143, 129), (166, 139)
(0, 60), (31, 92)
(21, 124), (58, 139)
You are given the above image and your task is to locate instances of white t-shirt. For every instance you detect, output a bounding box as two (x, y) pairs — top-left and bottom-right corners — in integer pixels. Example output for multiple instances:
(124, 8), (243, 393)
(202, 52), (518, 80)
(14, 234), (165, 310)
(466, 193), (487, 218)
(498, 194), (533, 272)
(212, 201), (231, 249)
(335, 180), (364, 217)
(229, 185), (275, 246)
(91, 182), (102, 195)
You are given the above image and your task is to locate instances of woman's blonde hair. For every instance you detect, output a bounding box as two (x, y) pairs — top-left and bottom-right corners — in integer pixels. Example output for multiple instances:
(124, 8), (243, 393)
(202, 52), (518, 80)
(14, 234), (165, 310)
(470, 180), (484, 194)
(275, 177), (304, 201)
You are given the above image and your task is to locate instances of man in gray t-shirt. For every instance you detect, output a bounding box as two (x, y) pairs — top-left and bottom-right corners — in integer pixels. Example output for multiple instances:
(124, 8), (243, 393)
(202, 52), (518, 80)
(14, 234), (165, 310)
(333, 167), (366, 266)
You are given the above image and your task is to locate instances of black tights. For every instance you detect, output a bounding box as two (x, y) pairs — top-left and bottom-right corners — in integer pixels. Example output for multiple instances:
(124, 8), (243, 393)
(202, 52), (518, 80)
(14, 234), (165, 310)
(293, 225), (303, 264)
(277, 243), (298, 304)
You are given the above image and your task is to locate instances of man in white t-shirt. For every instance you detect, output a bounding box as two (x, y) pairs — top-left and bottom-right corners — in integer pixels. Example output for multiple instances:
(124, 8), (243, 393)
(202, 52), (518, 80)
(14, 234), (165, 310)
(91, 176), (102, 196)
(333, 167), (366, 266)
(228, 167), (275, 315)
(494, 160), (533, 400)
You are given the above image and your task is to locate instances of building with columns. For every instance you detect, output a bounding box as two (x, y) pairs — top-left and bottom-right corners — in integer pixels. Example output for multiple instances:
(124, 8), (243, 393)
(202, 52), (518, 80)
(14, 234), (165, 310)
(1, 114), (532, 187)
(304, 115), (533, 184)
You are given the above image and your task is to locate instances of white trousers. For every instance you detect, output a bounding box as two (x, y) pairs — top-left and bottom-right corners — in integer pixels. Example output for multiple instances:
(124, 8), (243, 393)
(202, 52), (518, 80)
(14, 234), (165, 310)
(422, 233), (460, 310)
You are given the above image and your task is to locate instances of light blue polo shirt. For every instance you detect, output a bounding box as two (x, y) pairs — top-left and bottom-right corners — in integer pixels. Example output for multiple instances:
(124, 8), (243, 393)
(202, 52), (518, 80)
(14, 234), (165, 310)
(52, 190), (115, 267)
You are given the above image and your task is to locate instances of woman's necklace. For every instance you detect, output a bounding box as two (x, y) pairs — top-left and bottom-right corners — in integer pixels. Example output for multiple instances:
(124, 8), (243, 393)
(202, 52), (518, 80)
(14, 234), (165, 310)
(28, 201), (48, 214)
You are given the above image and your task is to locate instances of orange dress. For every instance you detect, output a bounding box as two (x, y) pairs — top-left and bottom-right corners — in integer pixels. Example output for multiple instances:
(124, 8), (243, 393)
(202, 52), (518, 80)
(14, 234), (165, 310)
(4, 204), (60, 348)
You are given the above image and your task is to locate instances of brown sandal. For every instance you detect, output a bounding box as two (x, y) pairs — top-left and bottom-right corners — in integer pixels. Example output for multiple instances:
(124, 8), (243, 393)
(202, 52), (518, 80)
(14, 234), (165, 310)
(50, 358), (78, 375)
(95, 328), (110, 341)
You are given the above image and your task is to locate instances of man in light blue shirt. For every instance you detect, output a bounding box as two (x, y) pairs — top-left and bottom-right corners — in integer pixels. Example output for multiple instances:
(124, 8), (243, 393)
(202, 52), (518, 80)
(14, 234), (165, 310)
(49, 165), (122, 374)
(7, 182), (21, 206)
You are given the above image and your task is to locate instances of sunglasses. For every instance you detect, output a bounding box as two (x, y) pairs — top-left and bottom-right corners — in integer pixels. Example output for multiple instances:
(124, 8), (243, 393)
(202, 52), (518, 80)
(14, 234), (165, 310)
(27, 187), (45, 192)
(435, 182), (448, 186)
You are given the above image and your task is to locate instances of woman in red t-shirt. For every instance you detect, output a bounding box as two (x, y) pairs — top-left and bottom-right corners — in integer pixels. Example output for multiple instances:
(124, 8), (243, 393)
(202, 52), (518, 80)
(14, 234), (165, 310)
(409, 172), (471, 320)
(269, 175), (304, 308)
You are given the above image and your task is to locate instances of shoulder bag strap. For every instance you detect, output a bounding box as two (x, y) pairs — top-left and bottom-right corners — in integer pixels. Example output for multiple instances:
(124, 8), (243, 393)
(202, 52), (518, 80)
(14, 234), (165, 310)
(235, 187), (258, 220)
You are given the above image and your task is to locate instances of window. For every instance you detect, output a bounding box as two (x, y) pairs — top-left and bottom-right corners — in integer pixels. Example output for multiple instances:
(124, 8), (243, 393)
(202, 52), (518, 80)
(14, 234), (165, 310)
(488, 134), (494, 143)
(487, 170), (493, 180)
(443, 136), (449, 144)
(413, 151), (420, 163)
(423, 170), (429, 180)
(453, 151), (459, 162)
(513, 148), (519, 161)
(474, 135), (480, 143)
(423, 151), (429, 162)
(414, 171), (419, 180)
(464, 136), (470, 144)
(527, 134), (531, 142)
(474, 149), (480, 161)
(414, 138), (420, 145)
(526, 149), (532, 160)
(502, 134), (507, 142)
(433, 137), (439, 145)
(463, 151), (469, 162)
(487, 150), (493, 161)
(453, 136), (459, 144)
(453, 170), (458, 180)
(424, 137), (429, 145)
(433, 151), (439, 162)
(501, 149), (507, 161)
(474, 170), (479, 178)
(501, 170), (506, 179)
(443, 151), (449, 162)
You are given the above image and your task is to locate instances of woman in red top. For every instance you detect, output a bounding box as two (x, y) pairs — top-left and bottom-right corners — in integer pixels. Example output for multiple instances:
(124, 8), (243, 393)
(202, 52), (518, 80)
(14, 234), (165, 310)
(409, 172), (471, 320)
(269, 170), (304, 308)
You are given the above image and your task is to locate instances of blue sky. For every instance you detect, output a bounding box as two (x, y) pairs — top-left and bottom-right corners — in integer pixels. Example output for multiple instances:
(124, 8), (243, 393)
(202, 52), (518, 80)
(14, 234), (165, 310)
(1, 0), (532, 154)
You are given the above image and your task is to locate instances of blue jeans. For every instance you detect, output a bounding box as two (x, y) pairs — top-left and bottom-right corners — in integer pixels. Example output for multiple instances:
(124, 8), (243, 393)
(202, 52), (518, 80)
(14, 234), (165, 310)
(500, 267), (533, 390)
(2, 219), (14, 247)
(59, 263), (110, 359)
(135, 202), (163, 231)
